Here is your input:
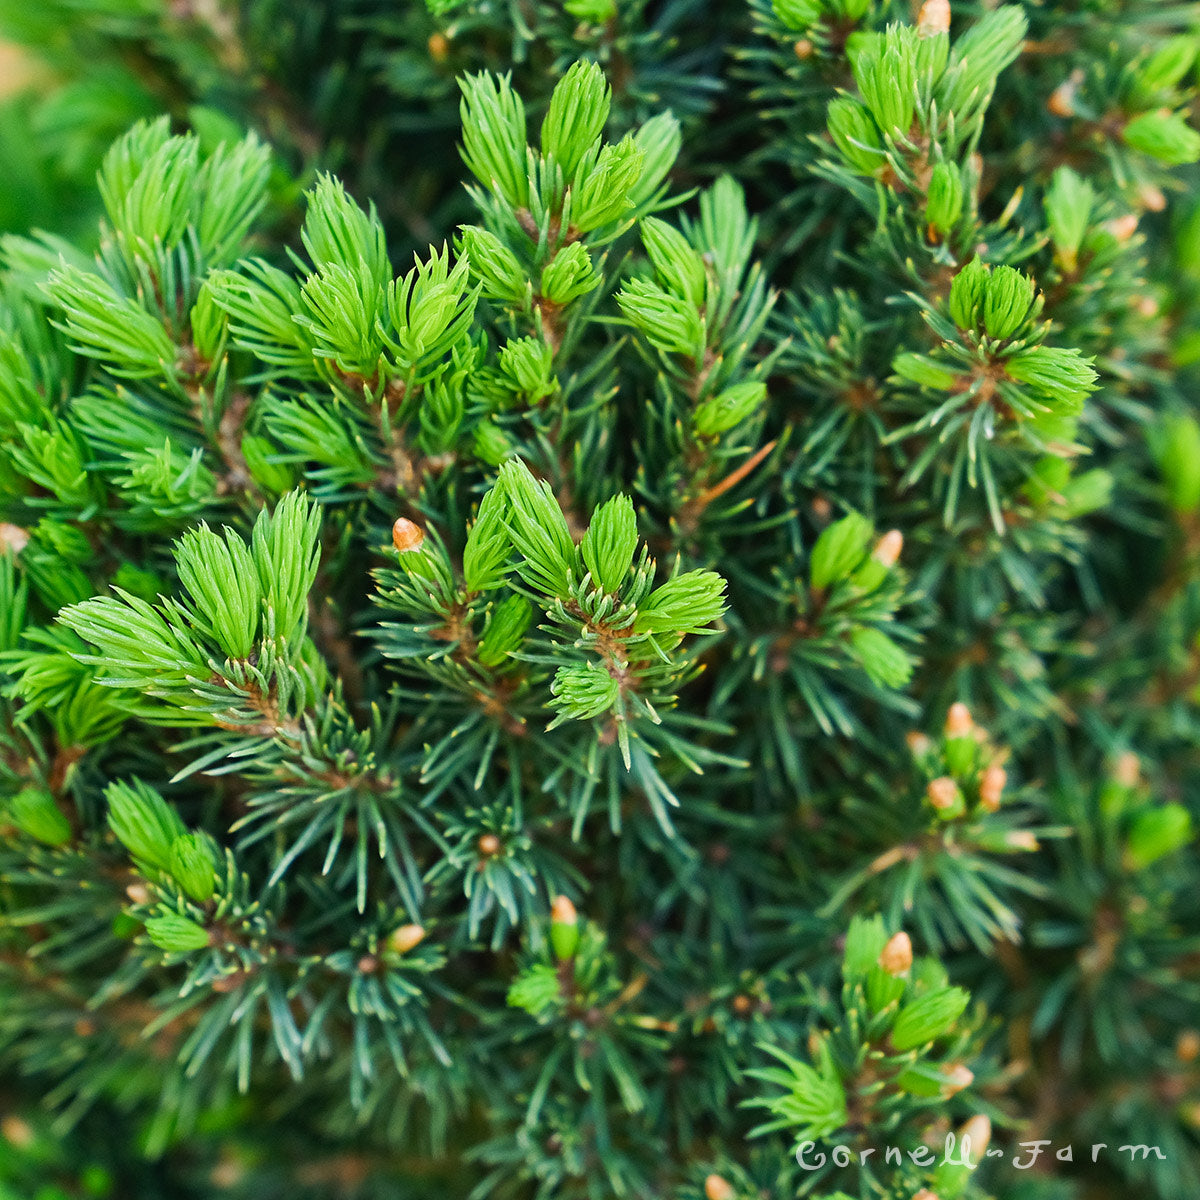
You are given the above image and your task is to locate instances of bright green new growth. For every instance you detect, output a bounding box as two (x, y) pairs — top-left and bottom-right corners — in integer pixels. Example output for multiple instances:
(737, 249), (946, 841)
(580, 493), (638, 593)
(749, 915), (980, 1149)
(107, 777), (188, 872)
(60, 492), (324, 732)
(7, 785), (71, 846)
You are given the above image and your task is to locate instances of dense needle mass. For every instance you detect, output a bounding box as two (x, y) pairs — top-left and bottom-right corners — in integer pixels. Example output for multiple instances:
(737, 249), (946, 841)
(1, 2), (1199, 1198)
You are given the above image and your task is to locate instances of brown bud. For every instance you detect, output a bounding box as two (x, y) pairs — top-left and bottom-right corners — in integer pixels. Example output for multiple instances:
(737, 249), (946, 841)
(917, 0), (950, 37)
(1105, 213), (1139, 243)
(945, 702), (973, 738)
(0, 522), (29, 555)
(979, 764), (1007, 811)
(731, 993), (754, 1016)
(1047, 86), (1074, 117)
(125, 883), (151, 905)
(1177, 1030), (1200, 1063)
(879, 931), (913, 976)
(906, 730), (933, 756)
(357, 954), (379, 974)
(392, 517), (425, 553)
(872, 529), (904, 569)
(477, 833), (502, 857)
(941, 1063), (974, 1096)
(1006, 830), (1039, 851)
(912, 1191), (940, 1200)
(958, 1114), (991, 1157)
(1138, 184), (1167, 213)
(551, 895), (578, 926)
(1114, 751), (1140, 788)
(927, 776), (960, 810)
(428, 32), (449, 61)
(793, 38), (814, 59)
(1136, 296), (1160, 319)
(705, 1176), (735, 1200)
(387, 923), (426, 954)
(1, 1116), (35, 1149)
(1047, 69), (1083, 118)
(210, 1158), (245, 1190)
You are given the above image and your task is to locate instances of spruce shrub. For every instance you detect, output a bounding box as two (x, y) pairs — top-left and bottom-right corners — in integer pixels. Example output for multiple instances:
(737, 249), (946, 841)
(1, 3), (1199, 1198)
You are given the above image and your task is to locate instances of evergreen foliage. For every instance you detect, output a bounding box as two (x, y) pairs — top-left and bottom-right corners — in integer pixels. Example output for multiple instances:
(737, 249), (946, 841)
(1, 2), (1199, 1199)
